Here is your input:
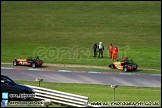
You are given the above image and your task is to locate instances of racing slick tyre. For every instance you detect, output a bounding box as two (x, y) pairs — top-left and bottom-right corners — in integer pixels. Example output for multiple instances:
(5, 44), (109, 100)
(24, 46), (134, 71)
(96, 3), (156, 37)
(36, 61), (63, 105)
(109, 64), (115, 69)
(32, 62), (36, 68)
(134, 67), (137, 70)
(13, 61), (17, 66)
(123, 66), (128, 72)
(134, 65), (138, 70)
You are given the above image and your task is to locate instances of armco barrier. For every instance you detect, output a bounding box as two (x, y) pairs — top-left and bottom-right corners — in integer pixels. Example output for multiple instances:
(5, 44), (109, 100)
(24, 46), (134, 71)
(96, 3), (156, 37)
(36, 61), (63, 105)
(25, 85), (100, 107)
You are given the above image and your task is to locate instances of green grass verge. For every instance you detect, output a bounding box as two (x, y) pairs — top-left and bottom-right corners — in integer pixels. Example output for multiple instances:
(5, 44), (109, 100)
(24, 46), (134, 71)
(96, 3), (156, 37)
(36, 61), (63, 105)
(1, 1), (161, 70)
(2, 80), (161, 107)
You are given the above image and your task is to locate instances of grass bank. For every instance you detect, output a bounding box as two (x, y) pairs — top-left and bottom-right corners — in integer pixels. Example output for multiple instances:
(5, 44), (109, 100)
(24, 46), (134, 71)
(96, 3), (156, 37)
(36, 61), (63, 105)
(5, 80), (160, 107)
(1, 1), (161, 70)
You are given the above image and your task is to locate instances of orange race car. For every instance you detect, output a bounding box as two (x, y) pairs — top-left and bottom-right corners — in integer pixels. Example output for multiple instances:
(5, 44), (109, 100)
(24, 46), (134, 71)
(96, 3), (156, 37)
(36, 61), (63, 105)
(109, 59), (138, 72)
(13, 56), (43, 68)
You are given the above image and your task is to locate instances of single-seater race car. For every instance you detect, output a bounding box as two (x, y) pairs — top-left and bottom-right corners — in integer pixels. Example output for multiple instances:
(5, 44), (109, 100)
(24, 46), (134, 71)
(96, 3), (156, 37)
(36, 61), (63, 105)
(109, 57), (138, 72)
(13, 56), (43, 68)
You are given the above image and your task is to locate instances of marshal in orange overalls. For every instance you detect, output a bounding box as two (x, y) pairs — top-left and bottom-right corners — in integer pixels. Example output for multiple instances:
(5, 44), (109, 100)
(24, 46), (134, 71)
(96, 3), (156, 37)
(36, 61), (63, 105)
(112, 45), (118, 60)
(108, 43), (114, 58)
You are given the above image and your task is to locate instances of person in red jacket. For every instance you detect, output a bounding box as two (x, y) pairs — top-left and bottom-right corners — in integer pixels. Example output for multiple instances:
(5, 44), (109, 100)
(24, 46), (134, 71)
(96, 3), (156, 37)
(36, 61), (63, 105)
(112, 45), (118, 60)
(108, 43), (114, 58)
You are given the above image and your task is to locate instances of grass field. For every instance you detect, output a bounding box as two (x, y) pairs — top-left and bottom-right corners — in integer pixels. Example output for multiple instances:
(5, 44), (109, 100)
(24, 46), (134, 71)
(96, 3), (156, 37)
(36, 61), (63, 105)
(3, 80), (160, 107)
(1, 1), (161, 70)
(1, 80), (161, 107)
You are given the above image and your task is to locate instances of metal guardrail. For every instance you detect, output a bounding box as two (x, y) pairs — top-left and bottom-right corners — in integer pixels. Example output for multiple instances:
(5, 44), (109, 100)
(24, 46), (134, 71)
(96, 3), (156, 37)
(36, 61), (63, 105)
(25, 84), (96, 107)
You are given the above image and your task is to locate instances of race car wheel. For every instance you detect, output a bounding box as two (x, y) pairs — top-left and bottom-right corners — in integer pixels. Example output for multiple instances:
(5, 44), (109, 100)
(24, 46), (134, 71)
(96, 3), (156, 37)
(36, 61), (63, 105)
(134, 65), (138, 70)
(134, 67), (137, 70)
(123, 67), (128, 72)
(133, 65), (138, 70)
(110, 64), (114, 69)
(32, 62), (36, 68)
(13, 61), (17, 66)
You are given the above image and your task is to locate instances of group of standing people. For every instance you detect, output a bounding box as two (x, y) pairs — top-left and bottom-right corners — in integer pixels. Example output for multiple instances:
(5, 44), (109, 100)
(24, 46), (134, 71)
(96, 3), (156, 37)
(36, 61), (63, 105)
(108, 43), (118, 60)
(93, 42), (104, 58)
(93, 42), (118, 60)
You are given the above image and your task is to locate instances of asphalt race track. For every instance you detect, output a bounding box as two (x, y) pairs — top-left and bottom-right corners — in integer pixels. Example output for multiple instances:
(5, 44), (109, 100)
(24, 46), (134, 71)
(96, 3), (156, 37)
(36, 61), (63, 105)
(1, 67), (161, 87)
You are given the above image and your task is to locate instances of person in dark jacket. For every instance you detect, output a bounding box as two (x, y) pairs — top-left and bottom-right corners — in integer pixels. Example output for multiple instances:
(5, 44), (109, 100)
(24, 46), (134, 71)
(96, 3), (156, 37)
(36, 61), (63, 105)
(93, 43), (98, 58)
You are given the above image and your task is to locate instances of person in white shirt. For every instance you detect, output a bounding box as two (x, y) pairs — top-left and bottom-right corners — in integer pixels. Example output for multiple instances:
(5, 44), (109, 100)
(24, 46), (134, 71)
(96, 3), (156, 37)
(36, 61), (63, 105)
(98, 42), (104, 58)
